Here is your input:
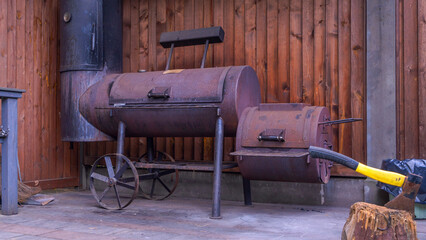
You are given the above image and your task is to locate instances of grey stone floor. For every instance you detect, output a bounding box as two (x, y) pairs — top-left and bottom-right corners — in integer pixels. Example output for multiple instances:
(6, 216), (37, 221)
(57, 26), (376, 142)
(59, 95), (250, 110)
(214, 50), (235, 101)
(0, 190), (425, 239)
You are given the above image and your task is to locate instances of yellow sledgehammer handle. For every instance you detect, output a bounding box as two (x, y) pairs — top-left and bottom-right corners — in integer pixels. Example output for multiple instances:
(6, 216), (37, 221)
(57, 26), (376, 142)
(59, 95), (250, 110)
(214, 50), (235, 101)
(309, 146), (406, 187)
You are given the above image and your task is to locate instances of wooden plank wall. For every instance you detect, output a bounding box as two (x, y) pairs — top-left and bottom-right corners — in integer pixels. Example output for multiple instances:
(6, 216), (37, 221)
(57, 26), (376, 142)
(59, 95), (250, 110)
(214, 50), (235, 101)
(396, 0), (426, 159)
(0, 0), (79, 188)
(2, 0), (423, 189)
(86, 0), (367, 176)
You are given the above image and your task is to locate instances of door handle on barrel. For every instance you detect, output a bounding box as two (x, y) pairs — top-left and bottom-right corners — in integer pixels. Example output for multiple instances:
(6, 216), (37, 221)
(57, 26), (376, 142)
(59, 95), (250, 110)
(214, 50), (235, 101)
(147, 87), (170, 99)
(257, 129), (285, 142)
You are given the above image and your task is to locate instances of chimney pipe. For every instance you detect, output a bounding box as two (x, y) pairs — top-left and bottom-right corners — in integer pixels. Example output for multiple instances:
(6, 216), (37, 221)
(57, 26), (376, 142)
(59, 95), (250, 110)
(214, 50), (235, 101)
(59, 0), (122, 142)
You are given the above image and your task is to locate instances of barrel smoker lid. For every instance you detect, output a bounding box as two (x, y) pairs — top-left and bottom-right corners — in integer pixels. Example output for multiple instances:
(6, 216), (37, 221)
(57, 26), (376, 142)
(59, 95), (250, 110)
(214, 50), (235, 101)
(109, 67), (232, 105)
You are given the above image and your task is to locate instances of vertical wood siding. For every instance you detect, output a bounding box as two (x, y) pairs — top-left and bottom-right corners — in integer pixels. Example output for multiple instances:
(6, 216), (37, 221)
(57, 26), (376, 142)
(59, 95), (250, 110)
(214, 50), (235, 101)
(0, 0), (79, 188)
(85, 0), (368, 176)
(396, 0), (426, 159)
(3, 0), (425, 187)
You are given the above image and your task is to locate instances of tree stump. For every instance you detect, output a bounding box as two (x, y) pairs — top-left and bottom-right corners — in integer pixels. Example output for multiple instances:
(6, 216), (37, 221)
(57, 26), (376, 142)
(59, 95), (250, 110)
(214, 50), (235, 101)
(342, 202), (418, 240)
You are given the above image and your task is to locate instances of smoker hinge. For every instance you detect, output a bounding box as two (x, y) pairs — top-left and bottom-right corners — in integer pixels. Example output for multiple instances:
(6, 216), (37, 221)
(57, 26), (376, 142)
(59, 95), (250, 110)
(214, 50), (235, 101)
(113, 103), (125, 107)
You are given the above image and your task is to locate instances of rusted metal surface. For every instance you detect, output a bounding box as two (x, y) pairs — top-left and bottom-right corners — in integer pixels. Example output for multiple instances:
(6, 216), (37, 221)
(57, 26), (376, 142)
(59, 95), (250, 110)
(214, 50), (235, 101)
(385, 173), (423, 216)
(79, 66), (261, 137)
(61, 71), (114, 141)
(231, 103), (333, 183)
(59, 0), (122, 142)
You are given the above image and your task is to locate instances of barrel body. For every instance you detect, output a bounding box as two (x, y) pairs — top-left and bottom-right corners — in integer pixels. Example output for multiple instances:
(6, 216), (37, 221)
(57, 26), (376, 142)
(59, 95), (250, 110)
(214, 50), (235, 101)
(79, 66), (261, 137)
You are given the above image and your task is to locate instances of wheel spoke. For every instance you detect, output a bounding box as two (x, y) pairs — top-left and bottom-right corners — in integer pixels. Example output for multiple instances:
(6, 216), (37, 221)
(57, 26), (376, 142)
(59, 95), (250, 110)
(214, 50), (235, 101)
(99, 186), (112, 201)
(113, 185), (122, 209)
(157, 177), (171, 193)
(104, 156), (115, 178)
(157, 169), (176, 178)
(116, 181), (136, 190)
(115, 161), (129, 179)
(150, 179), (157, 198)
(91, 172), (109, 183)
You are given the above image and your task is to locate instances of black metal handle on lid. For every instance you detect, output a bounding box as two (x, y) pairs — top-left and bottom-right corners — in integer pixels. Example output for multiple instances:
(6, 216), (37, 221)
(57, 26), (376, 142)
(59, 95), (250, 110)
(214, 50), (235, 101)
(257, 129), (285, 142)
(148, 87), (170, 99)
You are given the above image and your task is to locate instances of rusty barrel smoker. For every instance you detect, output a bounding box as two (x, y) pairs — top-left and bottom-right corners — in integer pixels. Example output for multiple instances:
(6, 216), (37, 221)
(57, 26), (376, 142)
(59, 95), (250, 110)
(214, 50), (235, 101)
(231, 103), (334, 184)
(77, 25), (359, 218)
(81, 27), (261, 218)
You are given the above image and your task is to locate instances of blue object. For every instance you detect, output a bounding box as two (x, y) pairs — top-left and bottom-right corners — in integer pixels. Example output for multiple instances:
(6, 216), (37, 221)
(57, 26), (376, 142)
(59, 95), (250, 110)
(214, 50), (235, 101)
(378, 158), (426, 204)
(0, 87), (25, 215)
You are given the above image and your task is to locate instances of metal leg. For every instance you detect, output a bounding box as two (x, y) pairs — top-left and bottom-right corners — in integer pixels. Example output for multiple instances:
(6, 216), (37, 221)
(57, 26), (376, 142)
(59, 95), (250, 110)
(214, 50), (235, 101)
(165, 43), (174, 71)
(116, 121), (126, 169)
(200, 40), (209, 68)
(242, 178), (252, 206)
(1, 98), (18, 215)
(147, 137), (154, 162)
(79, 142), (87, 190)
(211, 117), (224, 219)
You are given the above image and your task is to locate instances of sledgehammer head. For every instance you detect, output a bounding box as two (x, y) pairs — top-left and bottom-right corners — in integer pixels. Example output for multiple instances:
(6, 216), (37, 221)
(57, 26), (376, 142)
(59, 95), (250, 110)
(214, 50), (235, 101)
(384, 173), (423, 216)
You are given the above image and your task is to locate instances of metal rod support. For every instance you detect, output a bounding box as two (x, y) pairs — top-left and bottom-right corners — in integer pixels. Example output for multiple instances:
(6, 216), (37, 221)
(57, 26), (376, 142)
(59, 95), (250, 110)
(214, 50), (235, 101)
(211, 116), (224, 219)
(200, 40), (209, 69)
(79, 142), (86, 190)
(147, 137), (154, 162)
(242, 178), (252, 206)
(165, 43), (174, 71)
(116, 121), (126, 170)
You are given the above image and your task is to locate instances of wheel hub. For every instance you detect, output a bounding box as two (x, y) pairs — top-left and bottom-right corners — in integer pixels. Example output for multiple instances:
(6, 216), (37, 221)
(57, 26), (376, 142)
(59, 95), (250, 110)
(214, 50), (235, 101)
(108, 177), (117, 186)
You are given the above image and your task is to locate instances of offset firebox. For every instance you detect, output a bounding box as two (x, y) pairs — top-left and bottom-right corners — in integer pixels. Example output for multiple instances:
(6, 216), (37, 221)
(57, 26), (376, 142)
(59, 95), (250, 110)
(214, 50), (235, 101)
(60, 0), (360, 219)
(232, 104), (333, 184)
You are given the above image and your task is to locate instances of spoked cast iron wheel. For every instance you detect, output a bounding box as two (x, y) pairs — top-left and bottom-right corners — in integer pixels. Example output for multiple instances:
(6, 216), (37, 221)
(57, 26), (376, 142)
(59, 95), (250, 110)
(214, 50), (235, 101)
(138, 151), (179, 200)
(89, 153), (139, 210)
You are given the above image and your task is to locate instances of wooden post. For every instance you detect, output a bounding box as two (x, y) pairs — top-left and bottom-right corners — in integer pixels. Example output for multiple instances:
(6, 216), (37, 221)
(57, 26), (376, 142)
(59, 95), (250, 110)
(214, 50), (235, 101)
(0, 88), (25, 215)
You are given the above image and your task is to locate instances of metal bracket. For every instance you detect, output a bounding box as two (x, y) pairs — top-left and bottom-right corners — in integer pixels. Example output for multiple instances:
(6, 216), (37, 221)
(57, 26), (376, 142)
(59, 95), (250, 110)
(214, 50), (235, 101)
(0, 126), (9, 138)
(318, 118), (362, 125)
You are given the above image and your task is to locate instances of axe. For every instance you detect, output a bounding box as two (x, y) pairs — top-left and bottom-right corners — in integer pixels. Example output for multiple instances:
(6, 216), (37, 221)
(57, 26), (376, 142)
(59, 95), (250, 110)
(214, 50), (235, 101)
(309, 146), (423, 216)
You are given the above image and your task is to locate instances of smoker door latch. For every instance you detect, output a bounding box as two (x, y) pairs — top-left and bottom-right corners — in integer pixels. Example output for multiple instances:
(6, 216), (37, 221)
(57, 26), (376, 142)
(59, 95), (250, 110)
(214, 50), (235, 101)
(147, 87), (170, 99)
(257, 129), (285, 142)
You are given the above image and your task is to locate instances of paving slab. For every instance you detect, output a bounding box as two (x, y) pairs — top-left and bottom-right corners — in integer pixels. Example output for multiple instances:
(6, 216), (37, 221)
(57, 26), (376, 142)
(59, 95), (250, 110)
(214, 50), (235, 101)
(0, 190), (424, 239)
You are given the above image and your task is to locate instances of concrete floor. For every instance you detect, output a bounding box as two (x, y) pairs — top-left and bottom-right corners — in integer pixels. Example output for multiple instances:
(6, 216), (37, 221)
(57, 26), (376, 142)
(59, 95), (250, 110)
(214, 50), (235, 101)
(0, 190), (425, 240)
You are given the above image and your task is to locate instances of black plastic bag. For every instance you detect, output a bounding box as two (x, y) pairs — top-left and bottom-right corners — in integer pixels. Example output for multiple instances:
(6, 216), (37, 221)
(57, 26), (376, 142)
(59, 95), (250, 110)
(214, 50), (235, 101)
(377, 159), (426, 204)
